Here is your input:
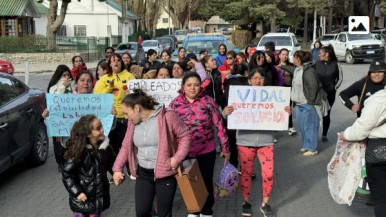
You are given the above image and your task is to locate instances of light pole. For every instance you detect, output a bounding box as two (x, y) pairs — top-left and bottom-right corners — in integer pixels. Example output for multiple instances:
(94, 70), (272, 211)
(168, 0), (171, 35)
(121, 0), (128, 43)
(188, 0), (192, 29)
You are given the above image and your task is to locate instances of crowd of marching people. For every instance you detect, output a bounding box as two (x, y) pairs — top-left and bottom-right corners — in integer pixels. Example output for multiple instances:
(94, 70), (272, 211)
(41, 39), (386, 217)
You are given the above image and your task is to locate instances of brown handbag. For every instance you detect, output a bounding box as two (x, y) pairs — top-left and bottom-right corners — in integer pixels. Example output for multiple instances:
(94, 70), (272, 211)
(175, 159), (209, 213)
(164, 113), (208, 213)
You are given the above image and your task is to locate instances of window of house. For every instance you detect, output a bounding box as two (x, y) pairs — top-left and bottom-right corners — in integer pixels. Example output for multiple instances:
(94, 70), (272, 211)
(58, 25), (67, 36)
(74, 25), (86, 36)
(5, 19), (16, 36)
(162, 18), (168, 23)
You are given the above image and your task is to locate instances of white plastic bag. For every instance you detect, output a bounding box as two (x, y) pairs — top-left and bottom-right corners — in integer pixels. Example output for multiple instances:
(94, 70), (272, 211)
(327, 137), (366, 205)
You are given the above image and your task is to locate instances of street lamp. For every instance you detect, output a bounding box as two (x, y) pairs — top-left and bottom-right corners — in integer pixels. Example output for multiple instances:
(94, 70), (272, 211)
(188, 0), (192, 29)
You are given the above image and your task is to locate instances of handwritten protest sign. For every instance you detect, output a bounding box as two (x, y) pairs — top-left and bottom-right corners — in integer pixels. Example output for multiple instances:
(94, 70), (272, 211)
(45, 94), (114, 137)
(227, 85), (291, 130)
(128, 79), (181, 105)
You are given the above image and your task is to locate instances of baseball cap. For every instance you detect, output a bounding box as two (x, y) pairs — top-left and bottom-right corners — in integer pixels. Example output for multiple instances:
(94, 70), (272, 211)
(368, 60), (386, 73)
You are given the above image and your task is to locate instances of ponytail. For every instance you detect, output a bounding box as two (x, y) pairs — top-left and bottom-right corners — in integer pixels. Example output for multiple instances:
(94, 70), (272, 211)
(122, 88), (159, 110)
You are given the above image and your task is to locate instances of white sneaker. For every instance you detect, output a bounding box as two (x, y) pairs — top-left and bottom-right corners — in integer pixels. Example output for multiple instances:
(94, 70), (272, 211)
(288, 127), (297, 136)
(130, 175), (136, 180)
(187, 214), (199, 217)
(200, 215), (213, 217)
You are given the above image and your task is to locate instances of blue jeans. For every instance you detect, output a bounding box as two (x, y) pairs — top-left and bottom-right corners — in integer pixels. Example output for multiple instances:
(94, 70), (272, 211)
(295, 104), (320, 152)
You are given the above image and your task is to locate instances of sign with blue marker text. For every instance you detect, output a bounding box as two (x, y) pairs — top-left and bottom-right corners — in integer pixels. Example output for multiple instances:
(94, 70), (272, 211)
(227, 86), (291, 130)
(45, 94), (114, 137)
(128, 79), (182, 106)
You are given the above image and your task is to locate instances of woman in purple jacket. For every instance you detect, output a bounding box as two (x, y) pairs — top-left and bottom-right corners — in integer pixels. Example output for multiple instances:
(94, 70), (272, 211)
(112, 89), (191, 217)
(169, 73), (230, 217)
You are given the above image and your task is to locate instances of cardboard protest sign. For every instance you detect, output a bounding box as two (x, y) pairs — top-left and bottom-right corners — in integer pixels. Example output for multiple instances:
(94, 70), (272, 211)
(45, 94), (114, 137)
(227, 85), (291, 130)
(128, 79), (182, 105)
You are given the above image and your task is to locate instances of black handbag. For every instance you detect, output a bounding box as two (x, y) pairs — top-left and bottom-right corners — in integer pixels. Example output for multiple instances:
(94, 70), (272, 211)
(365, 116), (386, 166)
(366, 138), (386, 166)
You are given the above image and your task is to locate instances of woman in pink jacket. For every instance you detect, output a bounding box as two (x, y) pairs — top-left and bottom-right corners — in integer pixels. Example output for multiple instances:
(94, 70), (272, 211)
(169, 72), (230, 217)
(112, 89), (191, 217)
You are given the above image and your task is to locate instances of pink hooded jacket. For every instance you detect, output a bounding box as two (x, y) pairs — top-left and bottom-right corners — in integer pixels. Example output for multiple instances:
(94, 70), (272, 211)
(112, 107), (191, 179)
(169, 89), (229, 158)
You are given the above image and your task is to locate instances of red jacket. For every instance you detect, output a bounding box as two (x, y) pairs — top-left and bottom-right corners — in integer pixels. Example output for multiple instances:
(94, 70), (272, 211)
(70, 65), (87, 79)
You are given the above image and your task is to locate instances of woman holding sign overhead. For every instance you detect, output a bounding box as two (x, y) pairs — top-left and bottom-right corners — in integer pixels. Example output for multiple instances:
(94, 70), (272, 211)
(223, 67), (291, 217)
(94, 54), (136, 166)
(169, 73), (230, 217)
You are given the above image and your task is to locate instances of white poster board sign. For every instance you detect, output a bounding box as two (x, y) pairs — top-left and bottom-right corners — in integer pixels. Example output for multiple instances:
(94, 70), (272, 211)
(128, 79), (182, 106)
(227, 85), (291, 130)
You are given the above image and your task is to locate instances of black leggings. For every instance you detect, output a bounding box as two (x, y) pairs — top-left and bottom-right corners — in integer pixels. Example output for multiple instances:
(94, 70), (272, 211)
(322, 90), (336, 136)
(189, 151), (216, 215)
(53, 138), (65, 166)
(366, 163), (386, 217)
(227, 129), (238, 168)
(135, 166), (177, 217)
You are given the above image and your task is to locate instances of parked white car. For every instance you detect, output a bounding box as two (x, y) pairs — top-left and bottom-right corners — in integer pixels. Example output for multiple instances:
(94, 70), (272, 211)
(257, 32), (301, 62)
(141, 40), (162, 56)
(329, 32), (385, 64)
(174, 30), (187, 43)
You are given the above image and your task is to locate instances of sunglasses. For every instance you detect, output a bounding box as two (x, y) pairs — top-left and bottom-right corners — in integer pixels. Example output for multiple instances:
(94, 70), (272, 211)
(226, 57), (234, 60)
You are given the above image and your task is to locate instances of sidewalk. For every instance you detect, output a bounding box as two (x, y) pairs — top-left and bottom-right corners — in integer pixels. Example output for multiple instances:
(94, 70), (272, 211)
(13, 60), (100, 74)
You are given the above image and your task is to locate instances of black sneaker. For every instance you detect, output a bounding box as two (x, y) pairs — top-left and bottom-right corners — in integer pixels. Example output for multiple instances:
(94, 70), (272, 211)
(242, 202), (252, 216)
(260, 203), (273, 217)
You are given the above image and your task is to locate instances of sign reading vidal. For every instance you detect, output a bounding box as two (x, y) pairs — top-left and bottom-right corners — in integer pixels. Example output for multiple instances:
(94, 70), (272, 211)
(45, 94), (114, 137)
(227, 85), (291, 130)
(128, 79), (182, 105)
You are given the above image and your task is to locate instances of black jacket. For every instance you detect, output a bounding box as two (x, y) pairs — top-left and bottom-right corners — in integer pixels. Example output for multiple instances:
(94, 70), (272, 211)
(314, 60), (340, 93)
(339, 78), (385, 117)
(62, 140), (113, 213)
(221, 74), (249, 108)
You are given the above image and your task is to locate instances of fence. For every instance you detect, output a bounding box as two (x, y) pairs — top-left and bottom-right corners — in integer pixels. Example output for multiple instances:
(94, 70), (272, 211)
(0, 35), (110, 61)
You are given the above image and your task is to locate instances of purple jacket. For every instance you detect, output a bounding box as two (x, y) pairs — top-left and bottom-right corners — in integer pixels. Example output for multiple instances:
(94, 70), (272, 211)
(112, 107), (191, 179)
(169, 90), (229, 158)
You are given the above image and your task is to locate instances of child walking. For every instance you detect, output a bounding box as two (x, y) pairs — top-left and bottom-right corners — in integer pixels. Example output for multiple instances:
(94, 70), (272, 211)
(62, 115), (112, 217)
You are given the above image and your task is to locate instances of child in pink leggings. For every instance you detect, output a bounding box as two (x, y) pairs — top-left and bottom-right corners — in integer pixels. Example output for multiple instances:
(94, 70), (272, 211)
(223, 67), (291, 217)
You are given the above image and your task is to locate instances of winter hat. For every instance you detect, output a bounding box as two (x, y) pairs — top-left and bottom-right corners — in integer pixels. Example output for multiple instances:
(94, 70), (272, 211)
(368, 60), (386, 74)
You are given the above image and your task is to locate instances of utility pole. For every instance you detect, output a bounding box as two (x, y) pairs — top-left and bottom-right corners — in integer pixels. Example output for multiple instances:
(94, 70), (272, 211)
(168, 0), (171, 35)
(121, 0), (128, 43)
(188, 0), (192, 29)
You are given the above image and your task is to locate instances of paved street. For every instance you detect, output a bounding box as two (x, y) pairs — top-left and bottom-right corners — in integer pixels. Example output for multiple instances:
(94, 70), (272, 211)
(0, 62), (376, 217)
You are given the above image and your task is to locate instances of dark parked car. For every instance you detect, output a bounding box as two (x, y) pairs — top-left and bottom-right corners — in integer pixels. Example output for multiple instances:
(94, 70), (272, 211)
(115, 42), (146, 63)
(163, 35), (178, 48)
(0, 74), (48, 174)
(157, 37), (174, 54)
(0, 59), (14, 75)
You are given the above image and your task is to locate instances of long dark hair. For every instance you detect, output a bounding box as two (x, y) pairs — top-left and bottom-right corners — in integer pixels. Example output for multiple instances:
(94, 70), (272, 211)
(65, 115), (97, 162)
(47, 64), (72, 92)
(293, 50), (312, 65)
(122, 88), (159, 110)
(182, 72), (202, 86)
(156, 65), (172, 78)
(107, 53), (125, 75)
(248, 50), (266, 71)
(278, 48), (292, 66)
(320, 45), (338, 61)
